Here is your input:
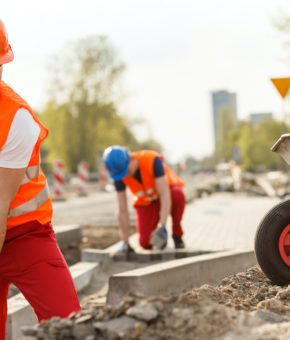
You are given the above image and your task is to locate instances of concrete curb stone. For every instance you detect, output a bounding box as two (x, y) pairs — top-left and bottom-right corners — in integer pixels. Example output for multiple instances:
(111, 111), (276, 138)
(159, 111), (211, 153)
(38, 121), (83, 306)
(107, 248), (256, 305)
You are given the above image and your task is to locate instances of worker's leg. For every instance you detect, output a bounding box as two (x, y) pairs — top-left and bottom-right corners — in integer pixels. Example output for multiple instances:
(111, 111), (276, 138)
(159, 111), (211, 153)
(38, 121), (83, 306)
(7, 223), (81, 322)
(15, 260), (80, 322)
(135, 201), (160, 249)
(170, 185), (186, 237)
(0, 277), (9, 340)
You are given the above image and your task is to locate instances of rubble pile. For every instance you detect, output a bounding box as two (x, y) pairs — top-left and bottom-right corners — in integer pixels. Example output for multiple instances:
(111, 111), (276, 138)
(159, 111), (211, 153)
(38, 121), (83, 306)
(22, 267), (290, 340)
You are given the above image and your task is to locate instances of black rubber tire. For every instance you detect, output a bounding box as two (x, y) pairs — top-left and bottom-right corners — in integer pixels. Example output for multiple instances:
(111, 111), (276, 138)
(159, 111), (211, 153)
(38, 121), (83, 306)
(255, 199), (290, 285)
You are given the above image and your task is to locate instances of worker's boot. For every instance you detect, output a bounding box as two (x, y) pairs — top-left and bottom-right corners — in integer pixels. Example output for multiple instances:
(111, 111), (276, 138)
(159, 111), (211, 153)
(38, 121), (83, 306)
(117, 241), (135, 253)
(172, 234), (185, 249)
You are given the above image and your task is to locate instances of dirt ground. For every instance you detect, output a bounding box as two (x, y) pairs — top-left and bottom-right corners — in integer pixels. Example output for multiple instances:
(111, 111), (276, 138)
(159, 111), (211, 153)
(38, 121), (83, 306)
(20, 220), (290, 340)
(80, 226), (122, 250)
(22, 265), (290, 340)
(60, 226), (123, 266)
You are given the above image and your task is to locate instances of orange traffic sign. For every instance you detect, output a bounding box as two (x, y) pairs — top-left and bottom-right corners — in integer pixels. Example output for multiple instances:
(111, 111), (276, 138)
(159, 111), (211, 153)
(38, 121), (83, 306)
(271, 77), (290, 98)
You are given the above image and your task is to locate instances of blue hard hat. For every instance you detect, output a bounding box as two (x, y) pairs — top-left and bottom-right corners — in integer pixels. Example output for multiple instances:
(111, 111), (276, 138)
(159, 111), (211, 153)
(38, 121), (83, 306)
(103, 145), (130, 181)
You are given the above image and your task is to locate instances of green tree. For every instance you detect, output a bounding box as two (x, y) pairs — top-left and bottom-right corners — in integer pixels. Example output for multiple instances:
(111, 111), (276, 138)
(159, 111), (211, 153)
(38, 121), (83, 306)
(235, 119), (284, 171)
(47, 35), (125, 105)
(41, 36), (144, 172)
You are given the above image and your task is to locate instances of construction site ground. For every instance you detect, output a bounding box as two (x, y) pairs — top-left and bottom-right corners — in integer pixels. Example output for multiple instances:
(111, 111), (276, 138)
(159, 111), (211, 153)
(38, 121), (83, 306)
(53, 189), (280, 252)
(21, 189), (290, 339)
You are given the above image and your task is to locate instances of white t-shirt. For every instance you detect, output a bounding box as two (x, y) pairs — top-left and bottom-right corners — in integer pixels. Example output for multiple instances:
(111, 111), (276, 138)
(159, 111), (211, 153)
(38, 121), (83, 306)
(0, 108), (40, 168)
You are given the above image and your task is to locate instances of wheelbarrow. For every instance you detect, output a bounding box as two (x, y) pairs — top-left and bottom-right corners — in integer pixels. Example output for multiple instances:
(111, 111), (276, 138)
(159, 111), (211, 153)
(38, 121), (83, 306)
(255, 133), (290, 285)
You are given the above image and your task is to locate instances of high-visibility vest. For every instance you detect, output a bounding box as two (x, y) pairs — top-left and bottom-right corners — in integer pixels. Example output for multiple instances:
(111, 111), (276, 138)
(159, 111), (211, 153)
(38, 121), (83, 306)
(123, 150), (184, 206)
(0, 81), (52, 230)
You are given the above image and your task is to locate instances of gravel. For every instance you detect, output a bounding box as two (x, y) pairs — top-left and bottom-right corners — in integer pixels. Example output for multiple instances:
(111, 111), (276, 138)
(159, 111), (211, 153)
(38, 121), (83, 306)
(21, 266), (290, 340)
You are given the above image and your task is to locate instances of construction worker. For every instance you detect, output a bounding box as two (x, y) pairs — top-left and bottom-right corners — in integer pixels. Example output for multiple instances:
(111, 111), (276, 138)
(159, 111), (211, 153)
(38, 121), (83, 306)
(0, 19), (80, 339)
(103, 145), (186, 250)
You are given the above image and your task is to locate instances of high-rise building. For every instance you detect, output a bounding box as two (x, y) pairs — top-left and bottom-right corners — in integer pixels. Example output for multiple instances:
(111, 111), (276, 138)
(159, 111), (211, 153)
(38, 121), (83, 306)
(211, 90), (237, 144)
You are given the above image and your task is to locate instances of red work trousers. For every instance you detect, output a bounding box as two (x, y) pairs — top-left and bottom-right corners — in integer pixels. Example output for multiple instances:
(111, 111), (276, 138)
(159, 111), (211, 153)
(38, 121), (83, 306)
(135, 185), (186, 249)
(0, 221), (81, 340)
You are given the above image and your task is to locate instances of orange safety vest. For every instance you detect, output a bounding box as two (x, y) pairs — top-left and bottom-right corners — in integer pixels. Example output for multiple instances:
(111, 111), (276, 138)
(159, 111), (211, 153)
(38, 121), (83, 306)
(123, 150), (184, 206)
(0, 81), (52, 230)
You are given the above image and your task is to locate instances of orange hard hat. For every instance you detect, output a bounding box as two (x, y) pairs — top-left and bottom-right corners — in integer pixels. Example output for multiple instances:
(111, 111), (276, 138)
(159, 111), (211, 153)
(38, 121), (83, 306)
(0, 19), (14, 64)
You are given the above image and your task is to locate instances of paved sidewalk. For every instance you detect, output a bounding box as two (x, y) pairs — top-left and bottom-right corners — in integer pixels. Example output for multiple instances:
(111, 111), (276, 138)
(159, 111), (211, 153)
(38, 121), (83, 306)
(129, 193), (280, 252)
(181, 193), (280, 251)
(52, 189), (281, 253)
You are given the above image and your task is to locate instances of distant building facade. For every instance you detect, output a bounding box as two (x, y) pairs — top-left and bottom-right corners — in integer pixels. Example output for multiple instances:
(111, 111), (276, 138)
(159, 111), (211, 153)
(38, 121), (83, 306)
(249, 113), (272, 125)
(211, 90), (237, 145)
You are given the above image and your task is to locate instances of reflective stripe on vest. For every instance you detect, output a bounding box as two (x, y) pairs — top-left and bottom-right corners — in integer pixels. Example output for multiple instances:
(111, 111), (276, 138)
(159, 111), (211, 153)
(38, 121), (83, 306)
(144, 194), (158, 202)
(21, 165), (40, 185)
(134, 188), (158, 200)
(8, 183), (50, 218)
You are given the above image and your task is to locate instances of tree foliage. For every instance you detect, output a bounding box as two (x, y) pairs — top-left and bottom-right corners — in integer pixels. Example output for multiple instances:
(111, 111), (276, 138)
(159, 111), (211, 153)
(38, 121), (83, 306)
(40, 36), (161, 172)
(214, 117), (285, 171)
(234, 119), (284, 171)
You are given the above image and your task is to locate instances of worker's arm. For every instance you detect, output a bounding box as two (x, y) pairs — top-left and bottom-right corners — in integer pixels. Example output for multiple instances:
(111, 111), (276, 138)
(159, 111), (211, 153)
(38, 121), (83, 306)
(156, 174), (171, 227)
(0, 167), (26, 253)
(116, 189), (130, 242)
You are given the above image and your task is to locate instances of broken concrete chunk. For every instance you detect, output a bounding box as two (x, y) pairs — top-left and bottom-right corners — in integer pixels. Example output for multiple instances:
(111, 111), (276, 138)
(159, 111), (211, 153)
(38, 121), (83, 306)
(126, 302), (159, 321)
(93, 315), (137, 334)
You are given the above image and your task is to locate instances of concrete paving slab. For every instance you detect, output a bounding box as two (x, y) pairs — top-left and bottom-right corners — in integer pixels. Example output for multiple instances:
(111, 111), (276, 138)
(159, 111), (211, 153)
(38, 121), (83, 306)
(180, 193), (279, 252)
(6, 261), (98, 340)
(82, 246), (213, 264)
(110, 251), (139, 262)
(54, 224), (81, 248)
(81, 248), (110, 263)
(107, 248), (256, 305)
(70, 262), (99, 292)
(5, 296), (36, 340)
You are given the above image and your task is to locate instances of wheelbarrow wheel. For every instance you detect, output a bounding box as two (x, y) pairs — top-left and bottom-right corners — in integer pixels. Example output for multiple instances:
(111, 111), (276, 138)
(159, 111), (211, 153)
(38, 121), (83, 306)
(255, 199), (290, 285)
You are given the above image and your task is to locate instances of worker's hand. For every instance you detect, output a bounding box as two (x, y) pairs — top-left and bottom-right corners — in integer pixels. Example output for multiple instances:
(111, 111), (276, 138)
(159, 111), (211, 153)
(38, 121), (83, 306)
(150, 224), (168, 249)
(118, 241), (135, 254)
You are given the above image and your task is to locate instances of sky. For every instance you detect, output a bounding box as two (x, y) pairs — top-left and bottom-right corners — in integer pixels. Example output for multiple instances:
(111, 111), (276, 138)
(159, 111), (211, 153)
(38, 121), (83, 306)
(2, 0), (290, 162)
